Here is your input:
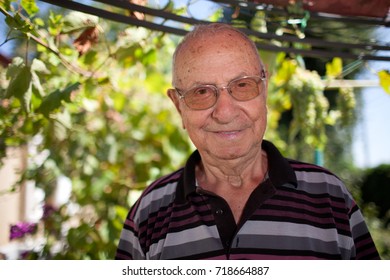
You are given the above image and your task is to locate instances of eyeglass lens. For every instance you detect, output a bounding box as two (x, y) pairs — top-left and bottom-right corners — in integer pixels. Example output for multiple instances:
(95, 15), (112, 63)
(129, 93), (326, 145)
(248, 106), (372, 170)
(183, 76), (263, 110)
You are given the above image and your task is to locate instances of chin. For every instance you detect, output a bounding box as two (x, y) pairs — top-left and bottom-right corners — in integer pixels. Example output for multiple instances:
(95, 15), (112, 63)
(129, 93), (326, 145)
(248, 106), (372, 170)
(208, 148), (248, 160)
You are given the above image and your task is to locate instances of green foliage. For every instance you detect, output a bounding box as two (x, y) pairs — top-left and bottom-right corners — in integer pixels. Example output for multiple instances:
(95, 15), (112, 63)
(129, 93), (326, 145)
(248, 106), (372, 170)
(326, 57), (343, 79)
(361, 164), (390, 225)
(361, 202), (390, 260)
(21, 0), (39, 16)
(265, 54), (346, 161)
(1, 1), (192, 259)
(335, 165), (390, 260)
(5, 57), (32, 112)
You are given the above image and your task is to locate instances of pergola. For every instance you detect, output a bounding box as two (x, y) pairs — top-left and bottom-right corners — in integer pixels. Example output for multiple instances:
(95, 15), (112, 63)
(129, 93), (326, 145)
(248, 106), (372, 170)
(39, 0), (390, 62)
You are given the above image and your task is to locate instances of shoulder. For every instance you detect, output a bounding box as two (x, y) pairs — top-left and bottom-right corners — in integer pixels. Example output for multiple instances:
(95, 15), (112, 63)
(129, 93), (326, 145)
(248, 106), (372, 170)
(129, 168), (184, 223)
(142, 168), (184, 196)
(289, 159), (341, 180)
(287, 159), (354, 202)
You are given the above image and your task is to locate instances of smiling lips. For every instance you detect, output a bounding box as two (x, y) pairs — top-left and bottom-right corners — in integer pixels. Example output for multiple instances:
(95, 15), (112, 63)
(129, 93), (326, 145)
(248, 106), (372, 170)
(211, 129), (244, 139)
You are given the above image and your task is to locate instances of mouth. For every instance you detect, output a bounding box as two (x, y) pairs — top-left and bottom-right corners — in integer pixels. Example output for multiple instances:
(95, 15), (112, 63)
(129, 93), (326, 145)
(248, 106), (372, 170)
(217, 130), (240, 134)
(212, 130), (243, 139)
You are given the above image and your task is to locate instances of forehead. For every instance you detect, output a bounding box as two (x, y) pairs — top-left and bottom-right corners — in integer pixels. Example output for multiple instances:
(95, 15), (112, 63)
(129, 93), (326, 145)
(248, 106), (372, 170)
(178, 30), (256, 61)
(174, 31), (261, 86)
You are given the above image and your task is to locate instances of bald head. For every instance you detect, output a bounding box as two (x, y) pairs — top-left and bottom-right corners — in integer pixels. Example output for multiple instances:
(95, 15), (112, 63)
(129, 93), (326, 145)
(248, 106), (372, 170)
(172, 23), (264, 87)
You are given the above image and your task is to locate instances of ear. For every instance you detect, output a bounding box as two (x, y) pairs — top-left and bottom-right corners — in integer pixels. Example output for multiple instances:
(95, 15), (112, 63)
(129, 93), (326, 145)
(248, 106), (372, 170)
(167, 89), (186, 129)
(167, 89), (181, 113)
(263, 68), (269, 99)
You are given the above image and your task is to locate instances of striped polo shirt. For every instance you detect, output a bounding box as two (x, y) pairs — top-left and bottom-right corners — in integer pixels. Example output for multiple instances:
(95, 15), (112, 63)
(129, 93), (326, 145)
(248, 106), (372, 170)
(115, 140), (380, 260)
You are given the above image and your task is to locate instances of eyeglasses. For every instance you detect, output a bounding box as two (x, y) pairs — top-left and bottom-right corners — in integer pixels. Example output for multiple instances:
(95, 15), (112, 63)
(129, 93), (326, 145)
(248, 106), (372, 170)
(173, 73), (267, 110)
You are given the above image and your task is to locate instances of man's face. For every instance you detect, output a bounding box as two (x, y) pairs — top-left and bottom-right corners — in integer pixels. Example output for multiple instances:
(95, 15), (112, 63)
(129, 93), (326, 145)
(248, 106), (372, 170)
(169, 31), (268, 162)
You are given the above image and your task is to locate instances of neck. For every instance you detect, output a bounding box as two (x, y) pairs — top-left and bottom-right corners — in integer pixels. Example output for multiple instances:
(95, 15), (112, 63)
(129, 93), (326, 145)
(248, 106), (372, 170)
(196, 149), (268, 190)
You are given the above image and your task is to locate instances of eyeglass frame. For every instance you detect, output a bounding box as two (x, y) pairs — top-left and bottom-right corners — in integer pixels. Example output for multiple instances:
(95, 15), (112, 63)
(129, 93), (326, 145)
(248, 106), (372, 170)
(172, 70), (267, 110)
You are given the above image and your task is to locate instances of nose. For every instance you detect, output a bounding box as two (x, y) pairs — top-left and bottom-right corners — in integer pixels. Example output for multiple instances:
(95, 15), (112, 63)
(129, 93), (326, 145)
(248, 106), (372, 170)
(211, 87), (239, 123)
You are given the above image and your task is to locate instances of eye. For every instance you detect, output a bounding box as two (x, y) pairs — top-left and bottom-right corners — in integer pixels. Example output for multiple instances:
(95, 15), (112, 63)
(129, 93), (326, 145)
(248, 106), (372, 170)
(237, 81), (250, 88)
(194, 87), (212, 95)
(233, 79), (256, 90)
(185, 86), (217, 109)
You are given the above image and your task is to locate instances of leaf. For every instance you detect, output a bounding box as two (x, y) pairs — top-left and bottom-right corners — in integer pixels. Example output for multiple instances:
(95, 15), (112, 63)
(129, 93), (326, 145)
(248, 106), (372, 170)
(62, 11), (99, 33)
(0, 0), (11, 10)
(21, 0), (39, 16)
(326, 57), (343, 79)
(37, 82), (80, 116)
(6, 57), (25, 79)
(31, 71), (45, 97)
(273, 59), (297, 86)
(275, 52), (287, 65)
(5, 12), (34, 33)
(378, 70), (390, 94)
(22, 78), (33, 113)
(46, 110), (72, 143)
(141, 49), (157, 65)
(5, 62), (33, 113)
(115, 46), (137, 67)
(73, 26), (100, 56)
(31, 58), (50, 74)
(48, 11), (63, 36)
(30, 59), (49, 97)
(34, 17), (45, 27)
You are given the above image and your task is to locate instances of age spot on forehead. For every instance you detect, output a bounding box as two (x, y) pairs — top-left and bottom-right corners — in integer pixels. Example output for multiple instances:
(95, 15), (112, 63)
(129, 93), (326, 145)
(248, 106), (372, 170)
(189, 45), (204, 54)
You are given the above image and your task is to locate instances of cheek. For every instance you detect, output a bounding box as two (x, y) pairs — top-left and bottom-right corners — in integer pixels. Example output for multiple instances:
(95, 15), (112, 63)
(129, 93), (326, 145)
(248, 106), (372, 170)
(248, 99), (267, 119)
(181, 110), (210, 137)
(248, 103), (268, 132)
(182, 113), (203, 130)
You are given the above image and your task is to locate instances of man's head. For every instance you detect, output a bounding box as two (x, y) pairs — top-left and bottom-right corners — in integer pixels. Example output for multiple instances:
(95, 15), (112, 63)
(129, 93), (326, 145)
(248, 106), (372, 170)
(167, 23), (268, 162)
(171, 23), (264, 87)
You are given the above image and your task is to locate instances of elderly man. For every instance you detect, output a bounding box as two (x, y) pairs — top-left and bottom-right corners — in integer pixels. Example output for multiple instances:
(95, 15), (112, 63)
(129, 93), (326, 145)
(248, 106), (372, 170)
(116, 23), (379, 260)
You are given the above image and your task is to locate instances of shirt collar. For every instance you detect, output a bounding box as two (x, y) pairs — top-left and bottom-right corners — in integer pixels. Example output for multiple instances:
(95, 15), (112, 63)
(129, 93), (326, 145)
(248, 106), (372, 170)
(175, 140), (297, 203)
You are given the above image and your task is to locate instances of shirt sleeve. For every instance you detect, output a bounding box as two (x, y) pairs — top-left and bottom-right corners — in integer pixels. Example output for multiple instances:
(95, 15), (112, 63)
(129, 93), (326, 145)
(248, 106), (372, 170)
(115, 209), (146, 260)
(348, 201), (381, 259)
